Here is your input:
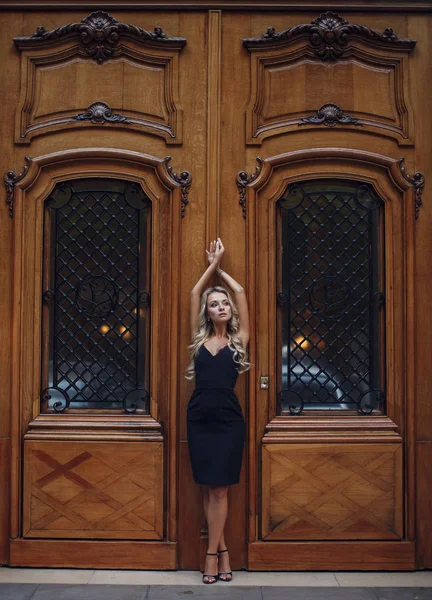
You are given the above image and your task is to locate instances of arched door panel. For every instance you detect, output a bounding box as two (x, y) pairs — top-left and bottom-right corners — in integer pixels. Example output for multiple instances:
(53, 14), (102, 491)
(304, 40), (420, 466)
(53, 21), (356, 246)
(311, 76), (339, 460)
(244, 149), (416, 569)
(11, 149), (184, 567)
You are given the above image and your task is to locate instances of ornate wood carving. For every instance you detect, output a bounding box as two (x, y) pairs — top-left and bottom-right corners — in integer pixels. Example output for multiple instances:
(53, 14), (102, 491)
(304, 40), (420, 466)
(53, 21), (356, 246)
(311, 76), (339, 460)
(23, 441), (164, 539)
(236, 158), (263, 218)
(4, 157), (32, 218)
(398, 158), (425, 219)
(72, 102), (131, 124)
(262, 444), (403, 541)
(243, 12), (416, 59)
(13, 12), (186, 145)
(299, 103), (361, 127)
(163, 157), (192, 218)
(243, 13), (416, 146)
(15, 11), (186, 64)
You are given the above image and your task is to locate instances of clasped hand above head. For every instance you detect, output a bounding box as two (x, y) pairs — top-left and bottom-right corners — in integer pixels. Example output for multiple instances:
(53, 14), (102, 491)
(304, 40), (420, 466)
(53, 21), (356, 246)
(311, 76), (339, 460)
(206, 238), (225, 271)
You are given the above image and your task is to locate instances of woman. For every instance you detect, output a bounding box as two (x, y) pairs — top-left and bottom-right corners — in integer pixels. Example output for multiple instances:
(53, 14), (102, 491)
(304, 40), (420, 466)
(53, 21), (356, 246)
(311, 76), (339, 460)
(187, 238), (250, 584)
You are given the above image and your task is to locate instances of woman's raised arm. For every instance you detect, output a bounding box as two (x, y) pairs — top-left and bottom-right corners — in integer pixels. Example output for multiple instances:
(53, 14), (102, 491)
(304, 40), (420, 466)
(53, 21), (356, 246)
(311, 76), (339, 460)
(215, 240), (250, 347)
(190, 240), (224, 338)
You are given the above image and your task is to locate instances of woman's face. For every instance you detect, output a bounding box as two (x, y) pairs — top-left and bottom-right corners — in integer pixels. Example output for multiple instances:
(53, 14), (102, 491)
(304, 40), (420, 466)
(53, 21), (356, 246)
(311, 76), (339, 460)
(206, 292), (232, 325)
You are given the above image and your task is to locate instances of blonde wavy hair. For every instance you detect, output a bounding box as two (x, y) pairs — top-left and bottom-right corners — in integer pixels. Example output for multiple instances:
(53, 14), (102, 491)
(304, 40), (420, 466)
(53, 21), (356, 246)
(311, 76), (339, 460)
(186, 286), (251, 379)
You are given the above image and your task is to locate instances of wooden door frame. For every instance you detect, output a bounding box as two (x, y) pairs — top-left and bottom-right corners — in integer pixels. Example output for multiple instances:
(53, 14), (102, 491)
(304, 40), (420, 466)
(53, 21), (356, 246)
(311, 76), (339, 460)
(9, 148), (185, 568)
(244, 147), (417, 570)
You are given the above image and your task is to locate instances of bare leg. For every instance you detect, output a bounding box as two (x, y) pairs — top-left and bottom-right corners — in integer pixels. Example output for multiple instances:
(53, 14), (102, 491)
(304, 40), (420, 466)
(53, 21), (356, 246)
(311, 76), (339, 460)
(203, 486), (228, 583)
(203, 487), (228, 552)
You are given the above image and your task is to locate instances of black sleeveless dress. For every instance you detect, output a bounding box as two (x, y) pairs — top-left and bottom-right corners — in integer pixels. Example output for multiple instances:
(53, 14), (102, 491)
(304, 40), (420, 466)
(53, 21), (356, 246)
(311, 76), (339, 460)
(187, 344), (245, 486)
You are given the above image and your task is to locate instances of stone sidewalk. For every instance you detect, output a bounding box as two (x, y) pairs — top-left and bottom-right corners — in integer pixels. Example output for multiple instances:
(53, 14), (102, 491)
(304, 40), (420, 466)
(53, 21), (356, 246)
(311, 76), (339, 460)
(0, 585), (431, 600)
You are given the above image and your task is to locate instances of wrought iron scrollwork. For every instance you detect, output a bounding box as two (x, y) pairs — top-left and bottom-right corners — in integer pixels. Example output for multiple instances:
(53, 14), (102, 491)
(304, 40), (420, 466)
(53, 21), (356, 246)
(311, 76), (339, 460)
(277, 292), (289, 307)
(277, 179), (386, 415)
(373, 292), (385, 307)
(123, 389), (150, 414)
(140, 291), (151, 307)
(358, 389), (385, 414)
(278, 390), (304, 416)
(4, 156), (32, 218)
(278, 183), (305, 211)
(41, 387), (70, 413)
(75, 276), (118, 318)
(41, 179), (152, 413)
(124, 183), (150, 209)
(42, 290), (55, 304)
(309, 276), (352, 319)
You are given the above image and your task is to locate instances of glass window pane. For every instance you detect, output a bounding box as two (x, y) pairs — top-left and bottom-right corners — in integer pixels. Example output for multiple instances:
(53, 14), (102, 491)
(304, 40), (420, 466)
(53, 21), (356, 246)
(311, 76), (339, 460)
(40, 178), (151, 413)
(277, 180), (385, 415)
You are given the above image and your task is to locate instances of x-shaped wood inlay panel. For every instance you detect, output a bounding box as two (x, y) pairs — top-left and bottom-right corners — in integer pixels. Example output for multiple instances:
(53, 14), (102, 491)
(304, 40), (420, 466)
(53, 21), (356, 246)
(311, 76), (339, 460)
(24, 441), (163, 540)
(262, 443), (402, 541)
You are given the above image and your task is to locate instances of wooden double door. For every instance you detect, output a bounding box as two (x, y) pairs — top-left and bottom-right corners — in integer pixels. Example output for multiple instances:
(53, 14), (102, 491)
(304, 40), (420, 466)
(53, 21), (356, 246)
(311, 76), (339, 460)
(2, 5), (428, 571)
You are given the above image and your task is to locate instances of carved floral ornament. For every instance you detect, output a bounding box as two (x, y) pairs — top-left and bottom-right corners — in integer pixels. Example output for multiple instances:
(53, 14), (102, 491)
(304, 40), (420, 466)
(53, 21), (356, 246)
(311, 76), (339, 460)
(72, 102), (131, 125)
(243, 11), (416, 60)
(236, 155), (424, 220)
(4, 154), (192, 219)
(163, 157), (192, 218)
(398, 158), (425, 220)
(13, 10), (187, 64)
(299, 103), (361, 128)
(236, 158), (264, 219)
(4, 157), (32, 218)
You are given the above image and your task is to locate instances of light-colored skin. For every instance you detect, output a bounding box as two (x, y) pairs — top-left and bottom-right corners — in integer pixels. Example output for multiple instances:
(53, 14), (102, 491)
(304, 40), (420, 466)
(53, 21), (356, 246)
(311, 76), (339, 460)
(190, 238), (250, 583)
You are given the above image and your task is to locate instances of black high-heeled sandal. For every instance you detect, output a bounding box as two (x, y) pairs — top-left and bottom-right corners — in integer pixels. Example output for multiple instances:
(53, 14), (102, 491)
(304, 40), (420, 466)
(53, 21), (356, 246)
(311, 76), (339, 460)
(202, 552), (219, 584)
(218, 548), (232, 582)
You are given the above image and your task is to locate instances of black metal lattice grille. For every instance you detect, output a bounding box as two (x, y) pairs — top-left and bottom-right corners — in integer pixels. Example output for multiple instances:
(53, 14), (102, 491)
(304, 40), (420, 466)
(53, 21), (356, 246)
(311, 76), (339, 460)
(277, 180), (385, 415)
(41, 179), (151, 413)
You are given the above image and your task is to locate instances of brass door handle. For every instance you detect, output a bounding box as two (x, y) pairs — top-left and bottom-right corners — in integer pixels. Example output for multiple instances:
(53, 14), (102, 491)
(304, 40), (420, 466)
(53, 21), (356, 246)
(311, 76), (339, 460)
(260, 376), (269, 389)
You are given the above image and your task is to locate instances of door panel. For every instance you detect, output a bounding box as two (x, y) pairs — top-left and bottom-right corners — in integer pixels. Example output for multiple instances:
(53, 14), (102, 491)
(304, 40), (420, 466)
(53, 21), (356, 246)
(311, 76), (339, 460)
(262, 443), (402, 541)
(24, 441), (163, 539)
(11, 148), (184, 568)
(241, 148), (415, 568)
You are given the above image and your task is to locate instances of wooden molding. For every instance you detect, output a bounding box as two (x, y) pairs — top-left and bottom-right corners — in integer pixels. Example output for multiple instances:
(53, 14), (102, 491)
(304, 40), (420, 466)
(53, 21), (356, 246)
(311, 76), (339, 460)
(10, 538), (177, 569)
(0, 0), (432, 9)
(13, 11), (186, 145)
(264, 415), (402, 443)
(25, 414), (163, 441)
(243, 13), (416, 146)
(206, 10), (222, 241)
(247, 540), (415, 571)
(2, 1), (432, 10)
